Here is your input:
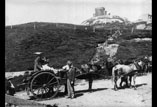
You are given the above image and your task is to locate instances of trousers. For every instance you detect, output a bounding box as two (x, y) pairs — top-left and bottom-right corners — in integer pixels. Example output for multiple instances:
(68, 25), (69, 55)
(67, 79), (75, 98)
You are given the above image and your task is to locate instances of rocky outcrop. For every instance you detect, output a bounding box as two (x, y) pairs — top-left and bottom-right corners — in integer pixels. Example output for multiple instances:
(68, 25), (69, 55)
(91, 35), (119, 64)
(91, 31), (152, 64)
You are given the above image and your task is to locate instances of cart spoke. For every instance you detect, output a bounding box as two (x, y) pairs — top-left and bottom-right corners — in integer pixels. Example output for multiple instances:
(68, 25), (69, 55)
(47, 77), (55, 84)
(36, 77), (43, 84)
(46, 74), (51, 83)
(30, 72), (60, 99)
(47, 82), (58, 86)
(41, 88), (44, 98)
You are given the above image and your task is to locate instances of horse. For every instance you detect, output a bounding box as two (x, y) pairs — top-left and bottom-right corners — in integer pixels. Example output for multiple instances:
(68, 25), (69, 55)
(136, 58), (150, 74)
(81, 63), (102, 74)
(105, 58), (117, 76)
(147, 61), (152, 73)
(80, 63), (103, 91)
(81, 64), (90, 73)
(143, 56), (152, 73)
(112, 61), (139, 91)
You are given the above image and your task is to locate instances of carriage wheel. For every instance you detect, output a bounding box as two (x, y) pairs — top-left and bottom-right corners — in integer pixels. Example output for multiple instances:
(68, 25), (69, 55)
(30, 72), (60, 99)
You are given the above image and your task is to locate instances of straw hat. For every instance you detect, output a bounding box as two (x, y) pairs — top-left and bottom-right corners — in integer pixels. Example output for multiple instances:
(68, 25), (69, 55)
(34, 52), (43, 55)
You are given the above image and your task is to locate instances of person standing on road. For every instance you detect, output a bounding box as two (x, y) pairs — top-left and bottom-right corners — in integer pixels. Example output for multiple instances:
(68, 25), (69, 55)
(62, 60), (76, 99)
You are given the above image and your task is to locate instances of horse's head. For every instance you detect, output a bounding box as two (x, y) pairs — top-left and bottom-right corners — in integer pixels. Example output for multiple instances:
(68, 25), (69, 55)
(136, 60), (145, 69)
(75, 67), (82, 75)
(129, 63), (138, 71)
(148, 56), (152, 62)
(80, 64), (90, 73)
(131, 60), (143, 72)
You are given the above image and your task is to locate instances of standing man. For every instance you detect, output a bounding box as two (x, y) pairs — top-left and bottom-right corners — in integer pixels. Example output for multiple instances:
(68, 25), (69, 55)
(62, 60), (76, 99)
(34, 52), (46, 72)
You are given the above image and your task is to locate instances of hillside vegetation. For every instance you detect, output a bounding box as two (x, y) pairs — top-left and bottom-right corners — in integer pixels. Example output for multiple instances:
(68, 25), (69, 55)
(5, 22), (152, 72)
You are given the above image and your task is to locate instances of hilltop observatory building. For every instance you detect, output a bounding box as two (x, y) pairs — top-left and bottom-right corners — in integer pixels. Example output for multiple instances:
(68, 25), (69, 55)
(81, 7), (126, 26)
(93, 7), (108, 17)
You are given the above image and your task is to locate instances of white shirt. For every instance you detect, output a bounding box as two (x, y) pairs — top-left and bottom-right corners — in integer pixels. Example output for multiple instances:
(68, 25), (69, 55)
(42, 64), (58, 74)
(62, 65), (70, 70)
(62, 65), (73, 71)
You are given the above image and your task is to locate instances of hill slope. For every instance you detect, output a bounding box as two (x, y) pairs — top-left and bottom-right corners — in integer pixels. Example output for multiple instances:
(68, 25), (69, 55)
(5, 22), (108, 71)
(5, 22), (152, 72)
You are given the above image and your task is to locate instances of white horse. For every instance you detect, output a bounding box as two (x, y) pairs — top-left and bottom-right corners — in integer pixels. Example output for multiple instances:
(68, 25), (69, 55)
(112, 62), (139, 90)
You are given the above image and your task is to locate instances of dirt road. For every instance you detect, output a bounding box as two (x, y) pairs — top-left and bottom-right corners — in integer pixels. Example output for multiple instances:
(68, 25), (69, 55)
(15, 73), (152, 107)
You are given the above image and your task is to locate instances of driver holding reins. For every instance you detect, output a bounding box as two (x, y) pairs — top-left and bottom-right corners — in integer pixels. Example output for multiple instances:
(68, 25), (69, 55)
(34, 52), (58, 74)
(34, 52), (46, 72)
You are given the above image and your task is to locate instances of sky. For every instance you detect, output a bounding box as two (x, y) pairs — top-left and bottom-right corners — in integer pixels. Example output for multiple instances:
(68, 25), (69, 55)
(5, 0), (152, 26)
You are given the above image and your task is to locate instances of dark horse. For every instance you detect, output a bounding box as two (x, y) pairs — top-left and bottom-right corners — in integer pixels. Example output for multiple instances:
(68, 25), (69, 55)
(105, 58), (123, 76)
(80, 63), (102, 91)
(105, 59), (115, 76)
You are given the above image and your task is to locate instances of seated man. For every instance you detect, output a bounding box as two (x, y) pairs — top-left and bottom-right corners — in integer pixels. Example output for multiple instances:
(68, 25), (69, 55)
(34, 52), (46, 72)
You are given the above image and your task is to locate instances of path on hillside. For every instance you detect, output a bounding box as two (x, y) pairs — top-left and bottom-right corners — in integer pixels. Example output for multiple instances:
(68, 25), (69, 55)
(15, 73), (152, 107)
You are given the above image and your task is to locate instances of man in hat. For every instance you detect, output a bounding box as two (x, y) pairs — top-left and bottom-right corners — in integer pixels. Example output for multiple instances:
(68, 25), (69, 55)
(62, 60), (76, 99)
(34, 52), (46, 72)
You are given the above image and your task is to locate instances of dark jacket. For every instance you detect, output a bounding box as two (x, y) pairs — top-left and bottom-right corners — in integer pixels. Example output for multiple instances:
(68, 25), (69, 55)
(34, 56), (45, 72)
(67, 67), (76, 82)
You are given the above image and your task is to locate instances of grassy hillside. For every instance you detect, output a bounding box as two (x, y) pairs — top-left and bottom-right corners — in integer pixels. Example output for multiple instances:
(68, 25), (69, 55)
(5, 22), (108, 71)
(5, 22), (152, 72)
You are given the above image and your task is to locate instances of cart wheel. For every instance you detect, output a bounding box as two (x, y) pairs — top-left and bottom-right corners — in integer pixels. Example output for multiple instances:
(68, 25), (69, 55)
(30, 72), (60, 99)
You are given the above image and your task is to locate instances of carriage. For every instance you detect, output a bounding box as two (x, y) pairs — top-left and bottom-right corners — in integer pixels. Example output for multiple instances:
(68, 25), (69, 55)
(23, 69), (69, 100)
(21, 64), (104, 100)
